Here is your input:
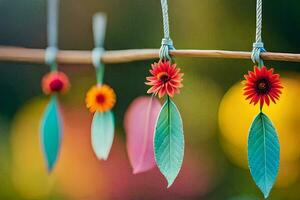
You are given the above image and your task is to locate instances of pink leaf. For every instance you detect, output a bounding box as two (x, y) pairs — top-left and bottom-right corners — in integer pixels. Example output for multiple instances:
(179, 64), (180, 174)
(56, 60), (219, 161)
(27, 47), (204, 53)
(124, 96), (161, 174)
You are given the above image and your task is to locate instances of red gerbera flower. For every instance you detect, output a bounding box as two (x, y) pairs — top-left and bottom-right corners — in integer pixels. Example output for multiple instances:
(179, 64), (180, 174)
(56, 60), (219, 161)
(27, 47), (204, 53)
(243, 66), (283, 108)
(145, 60), (183, 98)
(42, 71), (70, 95)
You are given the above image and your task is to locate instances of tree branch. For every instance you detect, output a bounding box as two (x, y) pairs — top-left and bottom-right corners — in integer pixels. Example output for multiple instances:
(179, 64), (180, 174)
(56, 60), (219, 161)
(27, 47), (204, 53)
(1, 46), (300, 65)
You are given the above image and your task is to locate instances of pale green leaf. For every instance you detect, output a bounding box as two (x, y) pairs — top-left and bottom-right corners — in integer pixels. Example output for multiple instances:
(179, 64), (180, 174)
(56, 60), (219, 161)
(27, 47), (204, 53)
(91, 111), (115, 160)
(248, 112), (280, 198)
(154, 98), (184, 187)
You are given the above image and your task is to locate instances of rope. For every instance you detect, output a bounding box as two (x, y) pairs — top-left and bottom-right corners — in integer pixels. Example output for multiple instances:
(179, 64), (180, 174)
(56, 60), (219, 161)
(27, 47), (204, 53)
(93, 13), (107, 48)
(45, 0), (59, 71)
(159, 0), (175, 61)
(92, 13), (107, 85)
(92, 47), (105, 85)
(255, 0), (263, 43)
(251, 0), (266, 67)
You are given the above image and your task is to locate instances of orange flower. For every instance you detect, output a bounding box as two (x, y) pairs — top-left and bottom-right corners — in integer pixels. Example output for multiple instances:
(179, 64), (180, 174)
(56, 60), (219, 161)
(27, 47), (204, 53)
(42, 71), (70, 95)
(86, 84), (116, 113)
(145, 60), (183, 98)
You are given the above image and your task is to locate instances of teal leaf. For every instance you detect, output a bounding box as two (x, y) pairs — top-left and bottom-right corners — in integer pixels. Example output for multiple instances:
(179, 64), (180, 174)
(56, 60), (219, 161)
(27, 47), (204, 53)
(154, 98), (184, 187)
(91, 111), (115, 160)
(40, 96), (62, 172)
(248, 112), (280, 198)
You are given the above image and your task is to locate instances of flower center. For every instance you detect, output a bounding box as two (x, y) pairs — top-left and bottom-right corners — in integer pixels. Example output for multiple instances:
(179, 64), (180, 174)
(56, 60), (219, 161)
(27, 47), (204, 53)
(157, 72), (170, 83)
(256, 78), (270, 94)
(96, 93), (106, 104)
(50, 79), (63, 92)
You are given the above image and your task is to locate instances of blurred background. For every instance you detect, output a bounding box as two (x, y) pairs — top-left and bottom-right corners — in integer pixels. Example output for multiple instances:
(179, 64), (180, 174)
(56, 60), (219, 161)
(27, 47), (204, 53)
(1, 0), (300, 199)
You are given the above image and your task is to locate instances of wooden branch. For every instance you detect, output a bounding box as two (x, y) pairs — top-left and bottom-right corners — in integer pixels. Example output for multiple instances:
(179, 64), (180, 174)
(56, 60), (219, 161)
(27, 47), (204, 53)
(1, 46), (300, 65)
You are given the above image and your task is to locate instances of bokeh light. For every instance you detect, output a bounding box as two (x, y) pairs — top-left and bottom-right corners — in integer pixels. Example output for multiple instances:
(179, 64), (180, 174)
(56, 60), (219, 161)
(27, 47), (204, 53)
(9, 95), (221, 199)
(176, 74), (222, 143)
(10, 98), (54, 199)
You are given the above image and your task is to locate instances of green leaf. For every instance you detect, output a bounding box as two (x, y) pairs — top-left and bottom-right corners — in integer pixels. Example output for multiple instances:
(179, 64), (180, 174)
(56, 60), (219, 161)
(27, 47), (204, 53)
(248, 112), (280, 198)
(91, 111), (115, 160)
(154, 98), (184, 187)
(40, 96), (62, 172)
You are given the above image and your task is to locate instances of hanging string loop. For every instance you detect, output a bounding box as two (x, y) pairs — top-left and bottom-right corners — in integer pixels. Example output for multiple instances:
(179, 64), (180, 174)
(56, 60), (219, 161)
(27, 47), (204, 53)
(45, 0), (59, 71)
(92, 13), (107, 85)
(92, 47), (105, 85)
(159, 0), (175, 61)
(251, 0), (266, 67)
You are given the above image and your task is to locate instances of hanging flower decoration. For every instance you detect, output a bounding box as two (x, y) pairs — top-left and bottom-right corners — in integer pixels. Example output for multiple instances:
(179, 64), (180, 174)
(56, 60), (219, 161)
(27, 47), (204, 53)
(86, 84), (116, 113)
(42, 71), (70, 95)
(145, 61), (185, 188)
(85, 84), (116, 160)
(141, 0), (185, 188)
(243, 66), (283, 107)
(145, 60), (183, 98)
(40, 71), (69, 172)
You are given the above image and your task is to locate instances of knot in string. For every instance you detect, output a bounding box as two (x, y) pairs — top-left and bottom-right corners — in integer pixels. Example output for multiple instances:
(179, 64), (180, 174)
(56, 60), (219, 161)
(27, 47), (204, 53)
(45, 46), (58, 71)
(159, 38), (175, 61)
(92, 47), (105, 84)
(92, 47), (104, 68)
(251, 42), (266, 67)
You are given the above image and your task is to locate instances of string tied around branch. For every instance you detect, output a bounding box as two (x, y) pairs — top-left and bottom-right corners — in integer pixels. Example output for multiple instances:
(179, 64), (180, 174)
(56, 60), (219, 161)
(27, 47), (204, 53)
(45, 46), (58, 71)
(251, 42), (266, 67)
(160, 37), (175, 61)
